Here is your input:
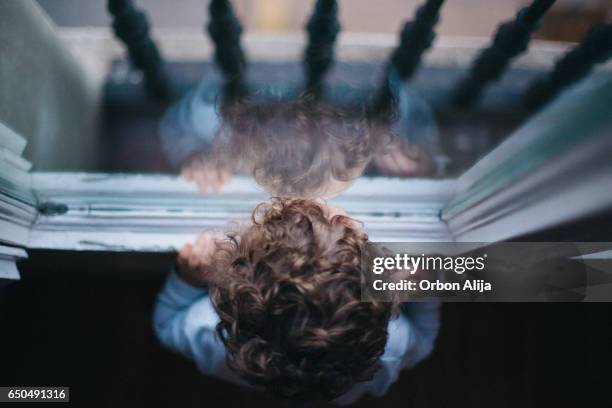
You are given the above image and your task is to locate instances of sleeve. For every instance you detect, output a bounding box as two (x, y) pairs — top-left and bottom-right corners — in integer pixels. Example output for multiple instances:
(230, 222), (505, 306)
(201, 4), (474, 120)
(398, 301), (441, 369)
(152, 270), (228, 375)
(159, 81), (223, 168)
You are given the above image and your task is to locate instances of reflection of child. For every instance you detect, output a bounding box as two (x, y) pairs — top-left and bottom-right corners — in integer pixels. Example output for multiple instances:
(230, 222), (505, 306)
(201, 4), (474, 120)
(153, 198), (440, 404)
(160, 83), (446, 197)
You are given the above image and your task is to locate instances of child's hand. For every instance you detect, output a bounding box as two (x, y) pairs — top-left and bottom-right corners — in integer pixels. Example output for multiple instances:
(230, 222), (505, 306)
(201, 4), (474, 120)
(373, 139), (434, 177)
(181, 153), (232, 193)
(176, 232), (221, 287)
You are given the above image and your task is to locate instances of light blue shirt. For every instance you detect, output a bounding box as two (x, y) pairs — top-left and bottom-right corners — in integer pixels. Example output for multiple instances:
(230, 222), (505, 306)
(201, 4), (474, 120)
(153, 271), (440, 404)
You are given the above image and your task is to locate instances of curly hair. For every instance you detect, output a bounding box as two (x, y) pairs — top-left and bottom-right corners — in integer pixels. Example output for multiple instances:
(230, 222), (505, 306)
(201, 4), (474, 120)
(218, 97), (394, 197)
(210, 198), (395, 401)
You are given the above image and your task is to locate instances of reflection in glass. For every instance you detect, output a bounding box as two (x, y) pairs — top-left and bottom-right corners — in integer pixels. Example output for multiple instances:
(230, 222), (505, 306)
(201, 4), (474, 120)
(159, 80), (447, 198)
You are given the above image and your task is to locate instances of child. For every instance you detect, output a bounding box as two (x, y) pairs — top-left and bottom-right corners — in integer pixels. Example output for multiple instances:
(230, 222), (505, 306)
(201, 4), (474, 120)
(153, 198), (440, 404)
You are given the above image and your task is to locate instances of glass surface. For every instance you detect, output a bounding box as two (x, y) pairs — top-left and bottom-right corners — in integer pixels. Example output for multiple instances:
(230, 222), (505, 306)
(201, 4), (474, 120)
(153, 78), (446, 199)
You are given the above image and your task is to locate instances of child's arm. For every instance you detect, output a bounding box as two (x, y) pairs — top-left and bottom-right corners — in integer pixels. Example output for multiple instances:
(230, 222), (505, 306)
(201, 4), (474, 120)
(152, 268), (211, 360)
(399, 301), (441, 369)
(373, 85), (447, 177)
(159, 82), (221, 169)
(159, 82), (232, 193)
(153, 233), (230, 375)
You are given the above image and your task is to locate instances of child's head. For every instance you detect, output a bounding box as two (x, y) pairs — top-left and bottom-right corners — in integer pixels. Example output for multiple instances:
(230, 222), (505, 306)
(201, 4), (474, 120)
(218, 97), (393, 198)
(210, 198), (394, 401)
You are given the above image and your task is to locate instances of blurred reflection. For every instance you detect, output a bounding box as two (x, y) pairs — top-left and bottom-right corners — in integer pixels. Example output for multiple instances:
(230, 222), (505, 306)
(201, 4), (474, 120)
(159, 80), (446, 198)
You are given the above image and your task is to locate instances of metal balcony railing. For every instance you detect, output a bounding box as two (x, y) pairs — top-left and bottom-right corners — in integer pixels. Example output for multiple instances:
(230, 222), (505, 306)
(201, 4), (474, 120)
(106, 0), (612, 118)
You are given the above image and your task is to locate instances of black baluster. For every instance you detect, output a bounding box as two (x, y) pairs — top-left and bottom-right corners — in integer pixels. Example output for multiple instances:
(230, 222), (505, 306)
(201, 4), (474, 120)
(107, 0), (172, 100)
(303, 0), (340, 95)
(207, 0), (247, 101)
(391, 0), (445, 81)
(523, 23), (612, 112)
(367, 0), (445, 125)
(451, 0), (556, 109)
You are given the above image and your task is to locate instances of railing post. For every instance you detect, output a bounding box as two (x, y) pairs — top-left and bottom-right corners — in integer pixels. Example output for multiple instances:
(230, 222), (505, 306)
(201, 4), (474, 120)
(207, 0), (247, 101)
(367, 0), (445, 125)
(303, 0), (340, 96)
(107, 0), (172, 101)
(523, 23), (612, 112)
(451, 0), (556, 109)
(391, 0), (445, 81)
